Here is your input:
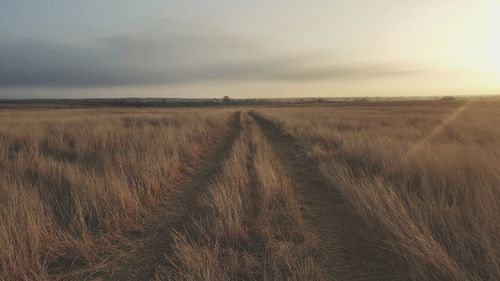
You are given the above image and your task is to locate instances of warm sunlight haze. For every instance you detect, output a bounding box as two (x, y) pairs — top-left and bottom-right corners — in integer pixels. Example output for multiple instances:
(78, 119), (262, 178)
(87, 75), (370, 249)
(0, 2), (499, 281)
(0, 0), (499, 98)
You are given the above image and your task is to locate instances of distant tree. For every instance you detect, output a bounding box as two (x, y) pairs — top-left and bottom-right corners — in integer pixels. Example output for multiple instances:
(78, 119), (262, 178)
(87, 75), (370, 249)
(441, 96), (456, 101)
(223, 96), (231, 105)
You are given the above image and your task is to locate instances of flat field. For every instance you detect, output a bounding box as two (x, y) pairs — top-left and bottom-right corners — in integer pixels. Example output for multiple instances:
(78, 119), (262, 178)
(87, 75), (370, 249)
(0, 100), (499, 281)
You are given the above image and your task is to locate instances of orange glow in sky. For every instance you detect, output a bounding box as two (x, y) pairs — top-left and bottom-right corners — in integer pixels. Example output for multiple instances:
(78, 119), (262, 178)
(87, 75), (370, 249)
(0, 0), (499, 98)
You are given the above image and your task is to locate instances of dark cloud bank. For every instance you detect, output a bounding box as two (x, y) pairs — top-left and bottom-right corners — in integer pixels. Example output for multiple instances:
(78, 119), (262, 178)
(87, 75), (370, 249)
(0, 28), (428, 88)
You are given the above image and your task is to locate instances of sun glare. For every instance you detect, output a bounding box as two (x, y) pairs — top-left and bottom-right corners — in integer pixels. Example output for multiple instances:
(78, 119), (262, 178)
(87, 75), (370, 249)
(489, 30), (500, 71)
(484, 0), (500, 16)
(481, 0), (500, 77)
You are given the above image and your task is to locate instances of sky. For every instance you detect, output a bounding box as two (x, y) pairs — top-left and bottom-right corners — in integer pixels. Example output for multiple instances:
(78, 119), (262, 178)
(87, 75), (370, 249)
(1, 0), (499, 99)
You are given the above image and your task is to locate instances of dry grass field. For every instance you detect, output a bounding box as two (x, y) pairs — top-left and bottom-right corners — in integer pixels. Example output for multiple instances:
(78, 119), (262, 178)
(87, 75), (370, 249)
(0, 108), (235, 280)
(257, 99), (500, 281)
(0, 100), (499, 281)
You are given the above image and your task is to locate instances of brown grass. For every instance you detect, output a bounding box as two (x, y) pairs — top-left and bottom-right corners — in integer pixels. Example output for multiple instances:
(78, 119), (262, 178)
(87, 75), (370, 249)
(257, 99), (500, 280)
(157, 113), (321, 281)
(0, 108), (233, 281)
(1, 99), (499, 281)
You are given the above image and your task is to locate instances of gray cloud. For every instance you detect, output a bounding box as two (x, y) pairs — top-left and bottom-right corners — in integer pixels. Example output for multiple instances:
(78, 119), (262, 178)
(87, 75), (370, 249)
(0, 28), (429, 88)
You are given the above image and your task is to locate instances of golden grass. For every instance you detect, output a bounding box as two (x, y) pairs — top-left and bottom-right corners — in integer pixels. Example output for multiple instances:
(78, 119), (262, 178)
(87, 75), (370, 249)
(258, 99), (500, 280)
(2, 100), (499, 281)
(0, 108), (233, 281)
(158, 113), (321, 281)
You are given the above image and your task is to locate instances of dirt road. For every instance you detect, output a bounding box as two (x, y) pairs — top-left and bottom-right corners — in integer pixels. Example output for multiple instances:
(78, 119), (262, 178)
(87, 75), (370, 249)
(62, 112), (242, 281)
(59, 110), (409, 281)
(251, 111), (409, 281)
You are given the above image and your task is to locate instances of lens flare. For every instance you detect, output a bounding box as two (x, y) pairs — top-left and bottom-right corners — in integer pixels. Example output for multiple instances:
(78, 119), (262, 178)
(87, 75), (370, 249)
(402, 99), (475, 162)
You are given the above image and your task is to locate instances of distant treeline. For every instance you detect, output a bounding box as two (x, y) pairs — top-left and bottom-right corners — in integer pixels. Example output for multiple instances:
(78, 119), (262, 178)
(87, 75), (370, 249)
(0, 95), (497, 108)
(0, 97), (336, 108)
(0, 97), (294, 108)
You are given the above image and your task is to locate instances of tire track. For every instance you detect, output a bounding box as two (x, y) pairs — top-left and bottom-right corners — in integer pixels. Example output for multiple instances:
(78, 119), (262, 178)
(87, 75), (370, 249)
(250, 111), (409, 281)
(159, 112), (259, 281)
(84, 112), (242, 281)
(161, 112), (324, 280)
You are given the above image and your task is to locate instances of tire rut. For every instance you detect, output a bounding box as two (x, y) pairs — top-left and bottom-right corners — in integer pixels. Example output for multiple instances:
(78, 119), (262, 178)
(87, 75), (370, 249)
(250, 111), (409, 281)
(90, 111), (242, 281)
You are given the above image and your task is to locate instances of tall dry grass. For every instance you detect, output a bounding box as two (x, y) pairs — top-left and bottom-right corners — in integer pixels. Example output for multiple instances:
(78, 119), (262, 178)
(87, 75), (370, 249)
(0, 108), (233, 281)
(258, 99), (500, 280)
(157, 113), (321, 281)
